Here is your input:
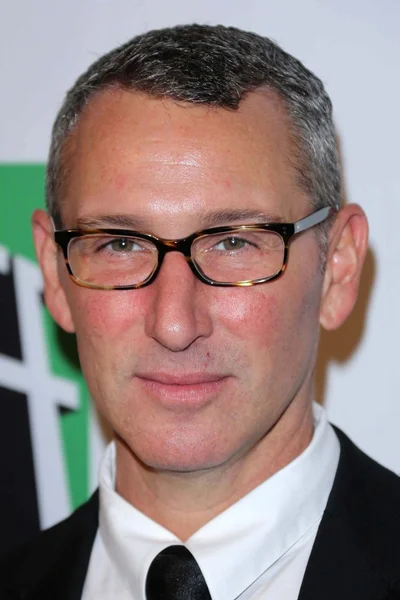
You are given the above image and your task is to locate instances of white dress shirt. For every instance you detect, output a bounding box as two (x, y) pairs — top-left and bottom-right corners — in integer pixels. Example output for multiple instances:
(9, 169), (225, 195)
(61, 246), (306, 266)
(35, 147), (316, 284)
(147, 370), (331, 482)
(82, 404), (340, 600)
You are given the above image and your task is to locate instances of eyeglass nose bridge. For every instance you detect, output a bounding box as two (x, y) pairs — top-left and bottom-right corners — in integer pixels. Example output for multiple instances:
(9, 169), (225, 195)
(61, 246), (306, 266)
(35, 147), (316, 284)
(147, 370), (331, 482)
(152, 235), (208, 278)
(147, 235), (213, 287)
(156, 236), (193, 255)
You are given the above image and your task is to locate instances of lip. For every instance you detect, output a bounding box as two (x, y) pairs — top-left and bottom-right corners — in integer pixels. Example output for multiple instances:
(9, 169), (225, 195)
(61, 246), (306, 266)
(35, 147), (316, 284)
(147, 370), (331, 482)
(137, 372), (227, 385)
(135, 373), (230, 409)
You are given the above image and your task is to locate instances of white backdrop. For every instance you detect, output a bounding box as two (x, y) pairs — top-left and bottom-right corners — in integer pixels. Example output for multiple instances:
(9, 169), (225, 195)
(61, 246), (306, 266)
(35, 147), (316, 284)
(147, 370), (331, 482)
(1, 0), (399, 501)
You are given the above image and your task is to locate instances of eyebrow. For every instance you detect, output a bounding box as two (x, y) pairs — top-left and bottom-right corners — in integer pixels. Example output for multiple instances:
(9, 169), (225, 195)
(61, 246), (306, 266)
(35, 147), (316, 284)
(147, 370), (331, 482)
(200, 208), (284, 226)
(75, 214), (148, 229)
(74, 208), (284, 231)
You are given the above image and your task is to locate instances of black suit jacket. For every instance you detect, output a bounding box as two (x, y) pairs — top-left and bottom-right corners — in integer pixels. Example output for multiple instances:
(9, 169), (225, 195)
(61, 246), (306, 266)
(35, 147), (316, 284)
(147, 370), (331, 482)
(1, 428), (400, 600)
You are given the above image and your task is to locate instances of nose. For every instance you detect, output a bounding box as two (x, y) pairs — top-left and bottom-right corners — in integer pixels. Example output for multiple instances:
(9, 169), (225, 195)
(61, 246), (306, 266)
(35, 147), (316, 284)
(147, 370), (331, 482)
(144, 252), (213, 351)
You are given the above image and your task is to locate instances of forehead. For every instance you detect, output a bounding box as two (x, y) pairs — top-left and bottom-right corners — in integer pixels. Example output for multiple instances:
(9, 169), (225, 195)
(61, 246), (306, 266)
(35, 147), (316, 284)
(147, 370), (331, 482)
(61, 88), (309, 231)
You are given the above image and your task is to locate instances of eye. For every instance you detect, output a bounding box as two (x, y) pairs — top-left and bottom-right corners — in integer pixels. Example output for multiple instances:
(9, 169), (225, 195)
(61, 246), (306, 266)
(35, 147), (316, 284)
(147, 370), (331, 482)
(213, 236), (255, 252)
(108, 237), (140, 252)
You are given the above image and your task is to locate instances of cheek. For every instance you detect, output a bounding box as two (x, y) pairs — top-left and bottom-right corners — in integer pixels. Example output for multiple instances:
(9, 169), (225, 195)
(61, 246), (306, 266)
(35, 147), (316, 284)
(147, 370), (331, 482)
(212, 287), (280, 343)
(65, 288), (153, 400)
(211, 274), (321, 357)
(66, 287), (148, 338)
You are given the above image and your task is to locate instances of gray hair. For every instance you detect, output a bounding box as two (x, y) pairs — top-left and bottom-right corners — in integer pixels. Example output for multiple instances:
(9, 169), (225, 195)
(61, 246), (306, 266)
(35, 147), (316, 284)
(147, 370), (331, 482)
(46, 24), (341, 231)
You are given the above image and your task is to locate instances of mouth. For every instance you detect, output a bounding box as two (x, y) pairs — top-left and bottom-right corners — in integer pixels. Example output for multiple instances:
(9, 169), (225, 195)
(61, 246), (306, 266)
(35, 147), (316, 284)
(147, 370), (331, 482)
(134, 372), (230, 408)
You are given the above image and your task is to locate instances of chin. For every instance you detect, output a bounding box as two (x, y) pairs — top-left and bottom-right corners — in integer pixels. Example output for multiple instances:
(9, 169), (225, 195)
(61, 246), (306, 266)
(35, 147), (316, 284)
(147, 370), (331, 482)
(128, 428), (233, 474)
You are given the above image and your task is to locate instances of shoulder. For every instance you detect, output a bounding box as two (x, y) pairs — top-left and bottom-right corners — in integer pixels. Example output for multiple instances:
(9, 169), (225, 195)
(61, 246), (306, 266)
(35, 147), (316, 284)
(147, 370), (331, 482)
(333, 426), (400, 513)
(298, 427), (400, 599)
(0, 491), (98, 598)
(329, 427), (400, 575)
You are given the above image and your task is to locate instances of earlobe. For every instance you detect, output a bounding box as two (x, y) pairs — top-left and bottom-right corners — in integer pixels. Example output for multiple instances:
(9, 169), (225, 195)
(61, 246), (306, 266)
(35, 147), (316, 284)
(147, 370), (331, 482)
(319, 204), (369, 331)
(32, 209), (75, 333)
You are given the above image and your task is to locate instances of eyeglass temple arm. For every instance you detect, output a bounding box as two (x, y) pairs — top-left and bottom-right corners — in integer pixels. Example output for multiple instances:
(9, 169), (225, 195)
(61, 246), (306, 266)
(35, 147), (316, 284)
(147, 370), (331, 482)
(294, 205), (338, 235)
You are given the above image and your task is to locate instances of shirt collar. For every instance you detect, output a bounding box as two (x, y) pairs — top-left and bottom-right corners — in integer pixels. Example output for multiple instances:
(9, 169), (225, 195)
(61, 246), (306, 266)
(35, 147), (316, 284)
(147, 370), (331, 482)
(99, 403), (340, 600)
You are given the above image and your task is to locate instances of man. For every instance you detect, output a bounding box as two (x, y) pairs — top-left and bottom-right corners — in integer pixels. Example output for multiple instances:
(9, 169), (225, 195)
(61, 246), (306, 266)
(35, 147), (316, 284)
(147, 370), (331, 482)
(2, 23), (399, 600)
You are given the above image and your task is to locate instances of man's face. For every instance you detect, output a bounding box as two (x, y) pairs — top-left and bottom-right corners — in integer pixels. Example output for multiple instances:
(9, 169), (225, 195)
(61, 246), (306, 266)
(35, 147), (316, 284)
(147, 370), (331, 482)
(53, 89), (324, 472)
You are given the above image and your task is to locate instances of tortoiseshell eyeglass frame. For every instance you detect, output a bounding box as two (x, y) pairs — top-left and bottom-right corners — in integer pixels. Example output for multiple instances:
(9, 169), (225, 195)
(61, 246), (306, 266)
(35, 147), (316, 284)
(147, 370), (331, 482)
(54, 205), (338, 290)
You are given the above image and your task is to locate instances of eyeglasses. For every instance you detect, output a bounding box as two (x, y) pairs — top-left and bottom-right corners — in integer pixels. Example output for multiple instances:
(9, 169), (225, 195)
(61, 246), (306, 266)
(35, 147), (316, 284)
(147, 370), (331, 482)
(54, 205), (337, 290)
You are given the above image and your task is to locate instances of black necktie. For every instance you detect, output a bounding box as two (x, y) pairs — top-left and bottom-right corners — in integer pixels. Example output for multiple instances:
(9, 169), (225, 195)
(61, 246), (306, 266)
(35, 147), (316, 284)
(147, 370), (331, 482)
(145, 545), (212, 600)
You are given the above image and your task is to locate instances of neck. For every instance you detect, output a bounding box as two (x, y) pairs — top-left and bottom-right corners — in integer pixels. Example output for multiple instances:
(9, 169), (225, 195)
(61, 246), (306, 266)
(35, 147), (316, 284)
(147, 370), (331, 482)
(115, 398), (314, 540)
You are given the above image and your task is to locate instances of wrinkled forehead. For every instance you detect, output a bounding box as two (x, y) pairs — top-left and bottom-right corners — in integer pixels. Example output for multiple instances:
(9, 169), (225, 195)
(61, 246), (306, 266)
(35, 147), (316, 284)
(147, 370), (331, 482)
(57, 88), (311, 230)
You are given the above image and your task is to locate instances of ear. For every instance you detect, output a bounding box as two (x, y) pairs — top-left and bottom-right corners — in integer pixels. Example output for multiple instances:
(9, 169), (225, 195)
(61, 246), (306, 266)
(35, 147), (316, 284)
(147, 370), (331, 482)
(32, 209), (75, 333)
(319, 204), (369, 331)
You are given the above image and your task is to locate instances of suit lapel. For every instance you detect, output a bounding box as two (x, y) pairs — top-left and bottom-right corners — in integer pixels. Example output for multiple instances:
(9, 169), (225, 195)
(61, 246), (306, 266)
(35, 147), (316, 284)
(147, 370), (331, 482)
(25, 515), (97, 600)
(298, 428), (400, 600)
(4, 492), (99, 600)
(297, 507), (389, 600)
(23, 548), (93, 600)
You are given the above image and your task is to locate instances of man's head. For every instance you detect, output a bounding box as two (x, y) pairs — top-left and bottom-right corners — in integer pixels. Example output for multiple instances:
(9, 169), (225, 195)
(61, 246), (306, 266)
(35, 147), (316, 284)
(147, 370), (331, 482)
(46, 24), (340, 232)
(33, 25), (367, 483)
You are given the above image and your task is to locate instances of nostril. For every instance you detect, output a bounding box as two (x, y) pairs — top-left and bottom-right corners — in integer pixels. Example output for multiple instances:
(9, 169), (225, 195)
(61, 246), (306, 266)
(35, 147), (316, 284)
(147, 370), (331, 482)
(148, 300), (200, 352)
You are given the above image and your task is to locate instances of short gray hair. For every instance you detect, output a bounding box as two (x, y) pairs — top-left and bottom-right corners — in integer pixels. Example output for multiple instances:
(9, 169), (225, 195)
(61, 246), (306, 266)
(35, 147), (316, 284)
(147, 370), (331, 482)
(46, 24), (341, 230)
